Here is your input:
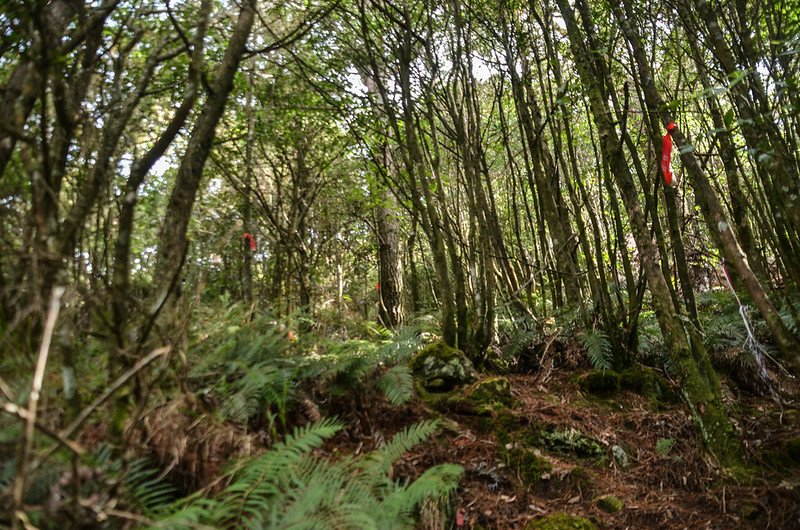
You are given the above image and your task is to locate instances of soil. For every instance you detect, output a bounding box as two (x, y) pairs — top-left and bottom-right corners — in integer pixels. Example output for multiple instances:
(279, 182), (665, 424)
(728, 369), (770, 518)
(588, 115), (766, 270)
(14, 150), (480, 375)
(354, 370), (800, 529)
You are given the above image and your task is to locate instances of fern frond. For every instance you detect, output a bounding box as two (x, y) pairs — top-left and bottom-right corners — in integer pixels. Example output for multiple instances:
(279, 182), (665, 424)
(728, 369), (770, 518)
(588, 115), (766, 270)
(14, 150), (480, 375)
(215, 418), (344, 526)
(376, 464), (462, 527)
(124, 459), (178, 516)
(362, 419), (440, 477)
(377, 365), (414, 405)
(579, 330), (613, 371)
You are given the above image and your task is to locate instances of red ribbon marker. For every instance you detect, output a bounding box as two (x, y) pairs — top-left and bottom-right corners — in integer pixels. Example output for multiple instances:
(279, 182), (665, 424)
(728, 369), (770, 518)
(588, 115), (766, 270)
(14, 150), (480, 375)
(660, 121), (676, 186)
(242, 232), (256, 251)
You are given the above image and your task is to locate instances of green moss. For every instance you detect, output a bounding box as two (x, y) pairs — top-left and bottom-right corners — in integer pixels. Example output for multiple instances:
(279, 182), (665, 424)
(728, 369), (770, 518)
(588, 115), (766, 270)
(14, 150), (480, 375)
(409, 341), (459, 370)
(458, 376), (515, 415)
(597, 495), (624, 513)
(620, 366), (677, 405)
(578, 370), (620, 396)
(525, 513), (597, 530)
(426, 377), (447, 391)
(503, 447), (552, 484)
(408, 341), (477, 392)
(562, 466), (593, 493)
(483, 407), (521, 440)
(760, 440), (800, 472)
(784, 409), (799, 426)
(414, 380), (454, 411)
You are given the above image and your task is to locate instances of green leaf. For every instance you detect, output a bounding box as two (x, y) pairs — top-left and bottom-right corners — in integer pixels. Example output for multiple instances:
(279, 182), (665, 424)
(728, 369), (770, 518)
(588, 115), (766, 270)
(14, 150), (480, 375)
(655, 438), (674, 455)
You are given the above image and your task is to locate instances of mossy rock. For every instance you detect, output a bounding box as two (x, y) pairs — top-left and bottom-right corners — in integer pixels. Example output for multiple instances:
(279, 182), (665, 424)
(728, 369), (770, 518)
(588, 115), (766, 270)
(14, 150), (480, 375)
(525, 513), (597, 530)
(597, 494), (624, 513)
(409, 341), (477, 392)
(620, 366), (677, 404)
(457, 376), (515, 415)
(578, 370), (620, 396)
(554, 466), (594, 496)
(502, 446), (552, 485)
(539, 427), (605, 460)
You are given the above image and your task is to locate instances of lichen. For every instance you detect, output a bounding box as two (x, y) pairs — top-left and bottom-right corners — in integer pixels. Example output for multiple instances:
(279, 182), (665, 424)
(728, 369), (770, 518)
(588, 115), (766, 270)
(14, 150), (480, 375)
(539, 427), (605, 460)
(525, 513), (597, 530)
(611, 445), (629, 468)
(408, 341), (477, 392)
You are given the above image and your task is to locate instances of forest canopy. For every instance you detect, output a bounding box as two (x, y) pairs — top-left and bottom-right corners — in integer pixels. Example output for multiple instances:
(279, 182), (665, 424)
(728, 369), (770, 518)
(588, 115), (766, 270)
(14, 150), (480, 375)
(1, 0), (799, 527)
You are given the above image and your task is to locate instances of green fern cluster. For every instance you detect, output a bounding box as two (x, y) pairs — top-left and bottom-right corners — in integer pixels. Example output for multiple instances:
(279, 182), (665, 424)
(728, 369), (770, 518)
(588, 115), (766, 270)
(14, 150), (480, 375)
(579, 330), (613, 371)
(189, 309), (422, 427)
(150, 419), (462, 529)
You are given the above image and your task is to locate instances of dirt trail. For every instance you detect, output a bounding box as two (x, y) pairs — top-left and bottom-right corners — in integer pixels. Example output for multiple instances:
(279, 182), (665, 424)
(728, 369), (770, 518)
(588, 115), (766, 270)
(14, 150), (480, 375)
(394, 372), (800, 529)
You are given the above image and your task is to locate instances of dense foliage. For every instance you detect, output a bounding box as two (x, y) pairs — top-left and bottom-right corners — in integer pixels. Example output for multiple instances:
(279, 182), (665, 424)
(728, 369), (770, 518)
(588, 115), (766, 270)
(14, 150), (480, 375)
(1, 0), (799, 527)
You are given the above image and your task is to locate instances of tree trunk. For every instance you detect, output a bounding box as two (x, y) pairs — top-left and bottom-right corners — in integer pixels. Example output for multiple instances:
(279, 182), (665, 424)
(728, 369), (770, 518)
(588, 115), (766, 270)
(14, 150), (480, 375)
(558, 0), (740, 465)
(149, 0), (255, 319)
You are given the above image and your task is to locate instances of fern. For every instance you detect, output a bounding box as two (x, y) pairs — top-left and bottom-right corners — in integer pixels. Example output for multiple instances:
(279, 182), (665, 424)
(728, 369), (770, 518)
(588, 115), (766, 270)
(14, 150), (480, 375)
(360, 419), (440, 478)
(579, 330), (613, 371)
(375, 464), (462, 528)
(149, 419), (462, 530)
(779, 304), (799, 335)
(377, 365), (414, 405)
(215, 418), (345, 526)
(124, 459), (178, 517)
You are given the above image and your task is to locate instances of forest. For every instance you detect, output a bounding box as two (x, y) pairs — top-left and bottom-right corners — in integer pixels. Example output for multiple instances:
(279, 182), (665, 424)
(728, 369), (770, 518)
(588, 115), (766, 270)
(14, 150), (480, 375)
(1, 0), (799, 527)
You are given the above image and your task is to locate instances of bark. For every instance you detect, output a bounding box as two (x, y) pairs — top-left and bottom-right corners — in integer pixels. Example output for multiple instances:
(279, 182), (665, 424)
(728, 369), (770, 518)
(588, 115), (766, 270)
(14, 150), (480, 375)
(612, 0), (800, 372)
(558, 0), (740, 465)
(376, 189), (405, 328)
(242, 68), (255, 305)
(149, 0), (255, 316)
(689, 0), (800, 235)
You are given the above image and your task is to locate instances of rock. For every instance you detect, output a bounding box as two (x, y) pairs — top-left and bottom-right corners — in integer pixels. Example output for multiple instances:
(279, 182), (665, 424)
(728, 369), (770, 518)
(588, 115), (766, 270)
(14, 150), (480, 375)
(597, 494), (624, 513)
(458, 376), (515, 414)
(525, 513), (597, 530)
(578, 370), (620, 396)
(503, 447), (552, 485)
(409, 341), (477, 392)
(539, 427), (605, 459)
(611, 445), (629, 468)
(620, 366), (677, 404)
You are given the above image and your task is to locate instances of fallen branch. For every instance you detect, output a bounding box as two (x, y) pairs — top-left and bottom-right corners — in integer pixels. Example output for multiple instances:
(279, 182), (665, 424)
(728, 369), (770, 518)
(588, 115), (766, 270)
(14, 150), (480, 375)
(29, 346), (170, 474)
(12, 286), (66, 529)
(1, 402), (85, 456)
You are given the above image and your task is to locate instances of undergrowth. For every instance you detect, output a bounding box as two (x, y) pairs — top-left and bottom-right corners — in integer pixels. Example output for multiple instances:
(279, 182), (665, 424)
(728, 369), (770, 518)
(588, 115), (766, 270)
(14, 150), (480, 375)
(1, 303), (460, 528)
(151, 419), (462, 529)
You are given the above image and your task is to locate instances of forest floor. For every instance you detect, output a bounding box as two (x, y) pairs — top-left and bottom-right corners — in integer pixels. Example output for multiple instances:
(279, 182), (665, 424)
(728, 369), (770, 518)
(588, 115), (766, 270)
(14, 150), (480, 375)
(346, 368), (800, 529)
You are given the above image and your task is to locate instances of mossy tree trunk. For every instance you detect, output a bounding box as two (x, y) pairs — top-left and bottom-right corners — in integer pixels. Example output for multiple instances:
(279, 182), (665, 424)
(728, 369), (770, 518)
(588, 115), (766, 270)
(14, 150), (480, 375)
(556, 0), (740, 465)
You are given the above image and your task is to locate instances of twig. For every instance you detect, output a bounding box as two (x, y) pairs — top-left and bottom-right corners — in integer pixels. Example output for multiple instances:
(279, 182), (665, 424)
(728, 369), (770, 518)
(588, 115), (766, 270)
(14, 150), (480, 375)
(1, 402), (85, 456)
(0, 375), (14, 400)
(12, 286), (65, 529)
(29, 346), (170, 474)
